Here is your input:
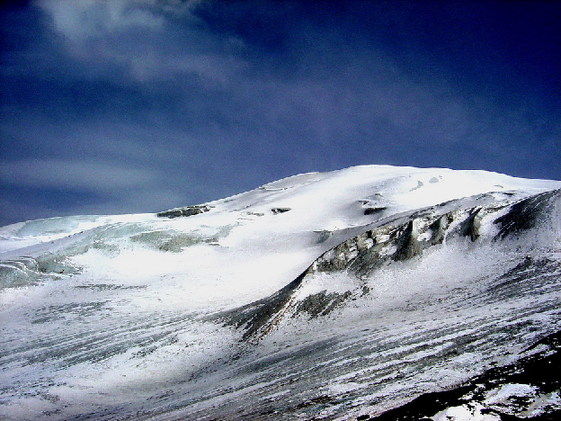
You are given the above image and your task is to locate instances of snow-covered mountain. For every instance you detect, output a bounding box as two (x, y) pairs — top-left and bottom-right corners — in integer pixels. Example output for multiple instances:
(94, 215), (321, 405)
(1, 165), (560, 420)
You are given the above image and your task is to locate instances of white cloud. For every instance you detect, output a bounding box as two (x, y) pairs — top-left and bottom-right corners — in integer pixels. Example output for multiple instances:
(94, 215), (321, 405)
(38, 0), (165, 39)
(37, 0), (245, 84)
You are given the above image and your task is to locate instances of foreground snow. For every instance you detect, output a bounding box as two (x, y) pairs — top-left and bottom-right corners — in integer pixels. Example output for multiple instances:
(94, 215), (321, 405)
(0, 165), (560, 420)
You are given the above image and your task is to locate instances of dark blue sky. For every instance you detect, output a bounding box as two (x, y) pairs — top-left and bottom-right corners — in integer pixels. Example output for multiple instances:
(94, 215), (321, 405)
(1, 0), (560, 225)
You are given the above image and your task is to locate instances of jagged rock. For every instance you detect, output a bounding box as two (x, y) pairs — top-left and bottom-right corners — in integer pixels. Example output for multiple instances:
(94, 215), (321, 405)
(157, 204), (212, 218)
(429, 214), (452, 245)
(221, 271), (307, 341)
(364, 207), (386, 215)
(494, 189), (561, 240)
(459, 207), (482, 241)
(294, 290), (353, 318)
(369, 330), (561, 420)
(271, 207), (291, 214)
(393, 219), (421, 261)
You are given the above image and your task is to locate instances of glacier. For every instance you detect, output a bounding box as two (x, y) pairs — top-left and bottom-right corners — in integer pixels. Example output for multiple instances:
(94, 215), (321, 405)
(0, 165), (560, 420)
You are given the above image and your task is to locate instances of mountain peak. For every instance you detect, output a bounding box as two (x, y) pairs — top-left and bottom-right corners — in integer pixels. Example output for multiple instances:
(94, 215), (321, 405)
(1, 165), (560, 420)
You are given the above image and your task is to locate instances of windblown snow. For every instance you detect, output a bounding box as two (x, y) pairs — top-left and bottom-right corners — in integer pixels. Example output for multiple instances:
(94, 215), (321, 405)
(1, 165), (560, 420)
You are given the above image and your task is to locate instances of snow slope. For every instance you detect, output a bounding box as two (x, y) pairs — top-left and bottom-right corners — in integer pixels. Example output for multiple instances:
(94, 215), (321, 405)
(0, 165), (560, 420)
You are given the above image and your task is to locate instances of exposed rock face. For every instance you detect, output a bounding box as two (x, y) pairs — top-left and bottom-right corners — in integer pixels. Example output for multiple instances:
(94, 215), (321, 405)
(363, 207), (386, 215)
(224, 189), (561, 345)
(459, 207), (482, 241)
(494, 189), (560, 240)
(312, 189), (560, 278)
(271, 207), (291, 214)
(222, 272), (306, 341)
(393, 219), (421, 261)
(157, 204), (212, 218)
(428, 214), (452, 245)
(293, 290), (353, 318)
(310, 202), (490, 280)
(369, 330), (561, 420)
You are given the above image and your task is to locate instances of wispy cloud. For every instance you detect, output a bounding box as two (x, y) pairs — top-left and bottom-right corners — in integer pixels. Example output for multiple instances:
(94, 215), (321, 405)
(18, 1), (561, 173)
(0, 159), (159, 193)
(0, 159), (188, 218)
(37, 0), (245, 84)
(39, 0), (166, 39)
(1, 1), (559, 225)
